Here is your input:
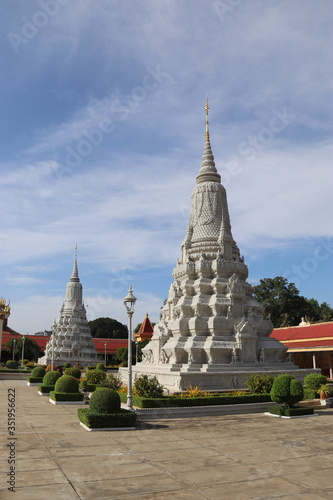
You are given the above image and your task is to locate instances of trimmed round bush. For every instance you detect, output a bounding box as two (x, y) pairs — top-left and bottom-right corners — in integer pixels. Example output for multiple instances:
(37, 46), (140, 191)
(96, 362), (105, 370)
(86, 369), (107, 385)
(6, 360), (20, 369)
(89, 388), (121, 413)
(31, 366), (46, 378)
(64, 367), (81, 379)
(54, 375), (79, 393)
(245, 373), (275, 394)
(270, 374), (304, 408)
(43, 370), (62, 385)
(63, 362), (71, 369)
(304, 373), (327, 392)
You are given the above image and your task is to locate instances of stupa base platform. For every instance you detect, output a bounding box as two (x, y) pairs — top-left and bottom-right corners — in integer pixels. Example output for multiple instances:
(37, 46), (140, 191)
(124, 364), (319, 393)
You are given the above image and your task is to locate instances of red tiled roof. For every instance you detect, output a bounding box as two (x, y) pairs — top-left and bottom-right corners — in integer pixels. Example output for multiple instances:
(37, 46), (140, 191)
(270, 321), (333, 351)
(1, 331), (127, 354)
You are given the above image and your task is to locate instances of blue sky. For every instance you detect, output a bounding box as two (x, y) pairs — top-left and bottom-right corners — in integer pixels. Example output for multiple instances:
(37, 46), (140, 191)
(1, 0), (332, 334)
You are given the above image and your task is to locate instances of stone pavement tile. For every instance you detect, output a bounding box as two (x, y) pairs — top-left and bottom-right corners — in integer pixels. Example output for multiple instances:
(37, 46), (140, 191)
(284, 468), (333, 491)
(114, 430), (176, 445)
(200, 477), (302, 500)
(260, 454), (333, 476)
(157, 455), (238, 474)
(73, 474), (186, 499)
(17, 447), (52, 460)
(173, 463), (272, 487)
(0, 468), (68, 488)
(112, 489), (206, 500)
(0, 457), (58, 472)
(57, 457), (159, 482)
(287, 494), (331, 500)
(37, 432), (121, 448)
(50, 445), (136, 459)
(125, 439), (198, 453)
(136, 446), (221, 463)
(0, 483), (80, 500)
(229, 445), (315, 465)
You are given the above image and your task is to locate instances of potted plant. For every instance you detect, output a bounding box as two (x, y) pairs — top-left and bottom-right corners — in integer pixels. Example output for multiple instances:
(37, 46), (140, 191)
(318, 384), (333, 406)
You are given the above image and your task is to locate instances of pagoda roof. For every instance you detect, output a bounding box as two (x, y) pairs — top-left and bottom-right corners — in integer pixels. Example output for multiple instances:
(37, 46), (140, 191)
(134, 313), (154, 341)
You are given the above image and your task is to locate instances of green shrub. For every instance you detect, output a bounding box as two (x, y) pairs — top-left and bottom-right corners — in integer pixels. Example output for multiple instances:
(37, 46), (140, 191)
(54, 375), (79, 393)
(77, 408), (136, 429)
(6, 360), (20, 369)
(90, 388), (121, 413)
(43, 371), (62, 385)
(245, 373), (275, 394)
(63, 362), (71, 369)
(303, 387), (318, 400)
(27, 377), (44, 383)
(304, 373), (327, 391)
(119, 361), (128, 367)
(118, 392), (271, 408)
(21, 359), (29, 365)
(270, 374), (304, 408)
(50, 392), (84, 401)
(269, 406), (314, 417)
(31, 366), (46, 378)
(98, 374), (122, 391)
(79, 381), (96, 392)
(38, 384), (54, 393)
(86, 369), (107, 385)
(134, 375), (164, 398)
(64, 367), (81, 379)
(96, 362), (105, 371)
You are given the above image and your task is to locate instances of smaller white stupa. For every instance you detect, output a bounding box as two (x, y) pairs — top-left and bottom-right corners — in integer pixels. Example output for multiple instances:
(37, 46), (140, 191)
(38, 249), (97, 367)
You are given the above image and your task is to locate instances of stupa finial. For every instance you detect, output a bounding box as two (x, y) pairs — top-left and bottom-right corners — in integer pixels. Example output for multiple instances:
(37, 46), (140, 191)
(70, 245), (80, 283)
(205, 95), (210, 142)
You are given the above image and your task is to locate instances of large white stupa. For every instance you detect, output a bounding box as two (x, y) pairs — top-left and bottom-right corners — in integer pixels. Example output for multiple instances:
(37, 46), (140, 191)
(38, 252), (97, 367)
(132, 99), (313, 391)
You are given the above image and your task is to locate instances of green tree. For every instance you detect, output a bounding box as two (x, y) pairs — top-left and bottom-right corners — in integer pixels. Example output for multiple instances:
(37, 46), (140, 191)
(88, 317), (128, 339)
(253, 277), (333, 327)
(114, 344), (136, 364)
(5, 337), (43, 361)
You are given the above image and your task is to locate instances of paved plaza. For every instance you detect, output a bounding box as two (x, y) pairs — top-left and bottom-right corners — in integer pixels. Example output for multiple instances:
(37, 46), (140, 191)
(1, 379), (333, 500)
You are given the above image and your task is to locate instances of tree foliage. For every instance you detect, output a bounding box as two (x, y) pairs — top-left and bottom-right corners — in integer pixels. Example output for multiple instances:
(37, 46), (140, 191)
(253, 277), (333, 327)
(4, 336), (43, 361)
(88, 317), (128, 339)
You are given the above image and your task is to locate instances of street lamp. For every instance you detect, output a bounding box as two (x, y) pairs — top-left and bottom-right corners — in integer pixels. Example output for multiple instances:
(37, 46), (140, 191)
(104, 343), (107, 365)
(12, 339), (16, 361)
(21, 336), (26, 368)
(123, 286), (137, 410)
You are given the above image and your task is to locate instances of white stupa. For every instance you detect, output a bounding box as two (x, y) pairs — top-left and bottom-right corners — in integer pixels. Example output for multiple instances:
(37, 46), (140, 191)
(132, 99), (313, 391)
(38, 250), (97, 367)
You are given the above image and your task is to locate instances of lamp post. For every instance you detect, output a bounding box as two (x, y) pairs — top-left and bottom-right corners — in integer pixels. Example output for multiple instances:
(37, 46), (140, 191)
(123, 286), (137, 410)
(104, 343), (107, 365)
(51, 330), (55, 371)
(12, 339), (16, 361)
(21, 336), (26, 368)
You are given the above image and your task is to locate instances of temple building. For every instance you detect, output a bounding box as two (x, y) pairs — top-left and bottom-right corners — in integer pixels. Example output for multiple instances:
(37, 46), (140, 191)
(131, 99), (315, 391)
(38, 252), (98, 366)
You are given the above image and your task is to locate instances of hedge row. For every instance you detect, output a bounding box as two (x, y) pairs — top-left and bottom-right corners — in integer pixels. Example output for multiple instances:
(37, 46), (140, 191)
(118, 392), (271, 408)
(49, 392), (84, 401)
(27, 377), (44, 383)
(38, 384), (55, 393)
(77, 408), (137, 428)
(269, 406), (314, 417)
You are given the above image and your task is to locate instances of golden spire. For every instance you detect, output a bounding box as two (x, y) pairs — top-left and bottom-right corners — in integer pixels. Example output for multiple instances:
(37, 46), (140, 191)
(205, 95), (210, 142)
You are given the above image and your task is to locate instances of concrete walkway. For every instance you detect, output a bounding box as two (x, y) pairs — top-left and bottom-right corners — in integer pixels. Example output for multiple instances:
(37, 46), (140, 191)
(1, 379), (332, 500)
